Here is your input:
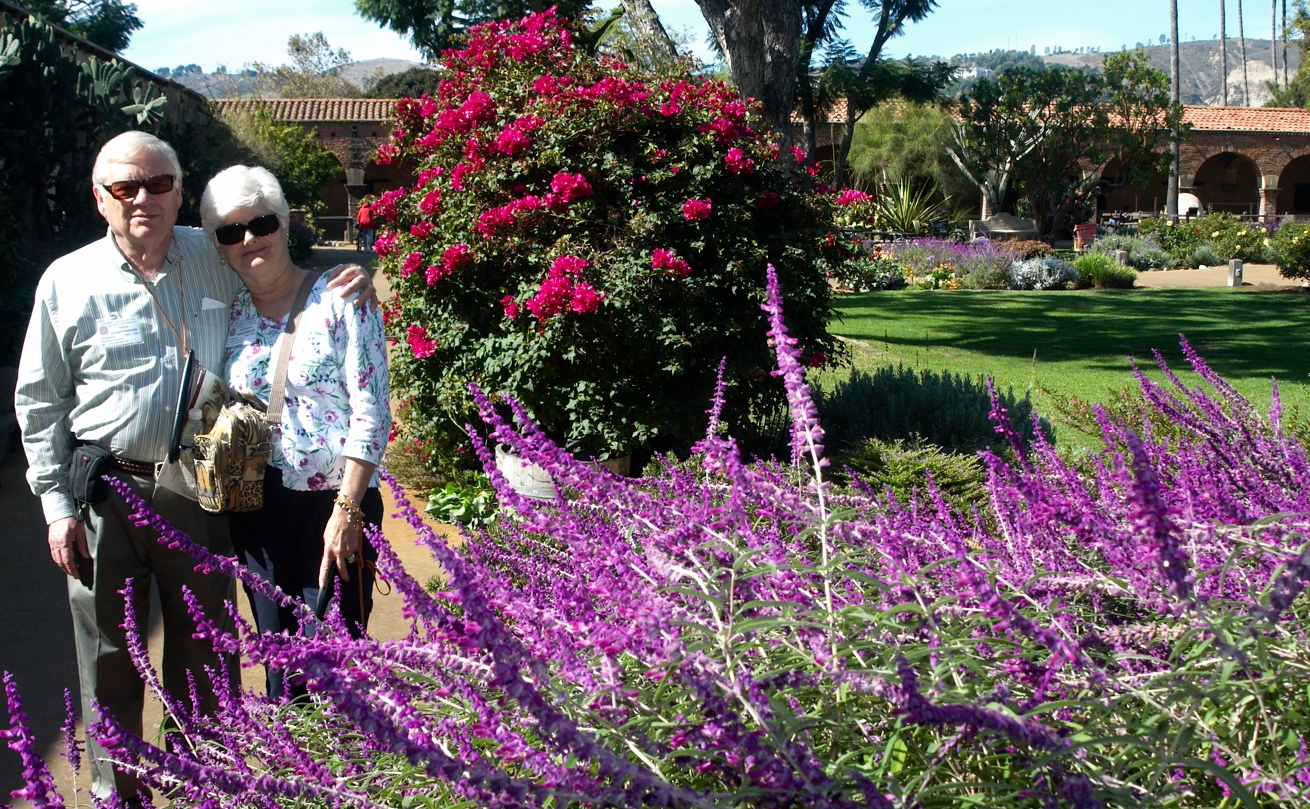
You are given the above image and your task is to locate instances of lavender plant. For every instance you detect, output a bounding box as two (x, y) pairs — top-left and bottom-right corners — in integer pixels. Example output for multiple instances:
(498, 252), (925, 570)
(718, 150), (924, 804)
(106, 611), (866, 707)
(5, 269), (1310, 808)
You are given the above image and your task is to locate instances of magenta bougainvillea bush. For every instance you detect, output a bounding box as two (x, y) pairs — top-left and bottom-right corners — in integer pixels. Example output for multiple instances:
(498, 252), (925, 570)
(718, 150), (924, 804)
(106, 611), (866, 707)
(374, 10), (842, 462)
(5, 269), (1310, 806)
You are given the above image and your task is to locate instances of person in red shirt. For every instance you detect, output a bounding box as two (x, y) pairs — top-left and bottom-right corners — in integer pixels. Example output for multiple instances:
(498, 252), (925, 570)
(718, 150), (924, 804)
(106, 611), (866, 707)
(356, 201), (375, 251)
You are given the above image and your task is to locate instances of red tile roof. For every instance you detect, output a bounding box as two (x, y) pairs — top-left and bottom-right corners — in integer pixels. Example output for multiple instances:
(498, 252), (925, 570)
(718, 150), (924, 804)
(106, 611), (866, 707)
(211, 97), (1310, 134)
(1182, 105), (1310, 132)
(211, 98), (397, 122)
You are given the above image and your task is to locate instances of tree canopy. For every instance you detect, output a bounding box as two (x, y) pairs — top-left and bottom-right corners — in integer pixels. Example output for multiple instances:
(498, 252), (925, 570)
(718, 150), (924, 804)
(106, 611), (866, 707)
(354, 0), (592, 59)
(950, 51), (1184, 240)
(368, 66), (441, 98)
(251, 32), (363, 98)
(21, 0), (142, 52)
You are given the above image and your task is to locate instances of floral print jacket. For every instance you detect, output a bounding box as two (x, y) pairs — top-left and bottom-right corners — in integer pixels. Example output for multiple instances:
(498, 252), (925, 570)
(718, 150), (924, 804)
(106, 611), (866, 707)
(224, 274), (390, 491)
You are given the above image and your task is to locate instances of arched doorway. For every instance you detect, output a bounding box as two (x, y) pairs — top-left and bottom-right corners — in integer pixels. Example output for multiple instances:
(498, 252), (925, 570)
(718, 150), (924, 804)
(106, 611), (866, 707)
(1099, 156), (1168, 216)
(1277, 154), (1310, 216)
(1191, 152), (1260, 217)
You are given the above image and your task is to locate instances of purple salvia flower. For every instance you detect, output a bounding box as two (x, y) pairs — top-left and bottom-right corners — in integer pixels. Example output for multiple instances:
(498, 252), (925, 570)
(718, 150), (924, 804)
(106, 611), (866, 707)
(3, 671), (65, 808)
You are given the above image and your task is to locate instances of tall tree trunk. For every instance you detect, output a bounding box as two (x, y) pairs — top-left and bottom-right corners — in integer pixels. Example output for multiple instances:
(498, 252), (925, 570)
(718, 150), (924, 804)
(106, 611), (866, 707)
(794, 0), (838, 165)
(620, 0), (678, 64)
(1284, 0), (1290, 88)
(1168, 0), (1180, 221)
(1221, 0), (1229, 104)
(695, 0), (802, 147)
(832, 2), (907, 187)
(1239, 0), (1250, 104)
(1273, 0), (1279, 80)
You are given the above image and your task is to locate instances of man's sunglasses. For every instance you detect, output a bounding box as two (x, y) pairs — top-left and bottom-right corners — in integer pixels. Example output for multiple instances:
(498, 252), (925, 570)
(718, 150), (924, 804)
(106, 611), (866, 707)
(101, 173), (175, 201)
(214, 214), (281, 246)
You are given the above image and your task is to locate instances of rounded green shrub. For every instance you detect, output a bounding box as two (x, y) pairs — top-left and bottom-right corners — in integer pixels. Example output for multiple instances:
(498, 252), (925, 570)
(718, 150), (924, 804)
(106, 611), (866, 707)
(374, 11), (843, 461)
(1089, 234), (1171, 270)
(1073, 250), (1137, 288)
(1270, 220), (1310, 280)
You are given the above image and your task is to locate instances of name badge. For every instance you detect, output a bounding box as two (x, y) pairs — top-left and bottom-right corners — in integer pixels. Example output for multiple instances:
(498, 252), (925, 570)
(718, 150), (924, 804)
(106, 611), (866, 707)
(226, 316), (258, 347)
(94, 316), (143, 348)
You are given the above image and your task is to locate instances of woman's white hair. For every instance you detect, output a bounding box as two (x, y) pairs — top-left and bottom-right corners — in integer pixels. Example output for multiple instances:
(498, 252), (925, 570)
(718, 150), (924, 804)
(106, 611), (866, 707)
(92, 131), (182, 186)
(200, 165), (291, 234)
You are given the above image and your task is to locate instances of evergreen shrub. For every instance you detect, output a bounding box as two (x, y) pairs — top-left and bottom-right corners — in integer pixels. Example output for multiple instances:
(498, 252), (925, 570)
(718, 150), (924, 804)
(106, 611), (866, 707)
(813, 363), (1049, 454)
(1270, 220), (1310, 280)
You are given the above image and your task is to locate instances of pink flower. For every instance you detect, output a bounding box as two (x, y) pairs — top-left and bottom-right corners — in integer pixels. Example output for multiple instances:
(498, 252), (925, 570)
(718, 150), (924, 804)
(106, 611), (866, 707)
(374, 143), (397, 165)
(808, 350), (826, 368)
(442, 242), (473, 271)
(373, 186), (407, 221)
(409, 221), (433, 237)
(525, 272), (573, 322)
(373, 230), (398, 256)
(651, 247), (691, 278)
(755, 190), (780, 210)
(549, 172), (593, 203)
(416, 167), (443, 186)
(424, 264), (448, 285)
(401, 251), (424, 278)
(450, 162), (476, 190)
(550, 254), (589, 276)
(836, 189), (872, 206)
(501, 294), (520, 319)
(419, 189), (442, 215)
(789, 145), (809, 163)
(406, 324), (437, 358)
(494, 125), (532, 154)
(570, 282), (603, 313)
(724, 146), (755, 175)
(682, 198), (711, 221)
(475, 196), (545, 237)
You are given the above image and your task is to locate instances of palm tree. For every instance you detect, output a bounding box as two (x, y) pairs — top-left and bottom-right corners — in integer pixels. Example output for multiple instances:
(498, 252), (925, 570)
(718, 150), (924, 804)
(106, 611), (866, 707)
(1222, 0), (1229, 104)
(1238, 0), (1250, 103)
(1169, 0), (1180, 220)
(1273, 0), (1279, 83)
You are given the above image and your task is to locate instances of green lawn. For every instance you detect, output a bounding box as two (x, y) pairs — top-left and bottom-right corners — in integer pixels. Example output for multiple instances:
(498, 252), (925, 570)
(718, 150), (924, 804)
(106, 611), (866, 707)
(828, 287), (1310, 434)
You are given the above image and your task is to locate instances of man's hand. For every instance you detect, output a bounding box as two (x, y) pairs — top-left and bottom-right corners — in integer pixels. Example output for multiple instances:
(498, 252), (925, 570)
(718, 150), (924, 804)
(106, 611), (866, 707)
(48, 516), (89, 578)
(324, 264), (379, 311)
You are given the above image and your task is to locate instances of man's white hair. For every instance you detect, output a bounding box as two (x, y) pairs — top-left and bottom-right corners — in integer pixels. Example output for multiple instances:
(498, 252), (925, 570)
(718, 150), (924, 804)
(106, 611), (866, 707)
(92, 131), (182, 186)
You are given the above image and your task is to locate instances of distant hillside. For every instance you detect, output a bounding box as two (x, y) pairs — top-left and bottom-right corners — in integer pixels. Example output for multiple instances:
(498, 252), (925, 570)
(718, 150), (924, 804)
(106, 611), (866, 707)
(154, 57), (424, 99)
(957, 39), (1301, 107)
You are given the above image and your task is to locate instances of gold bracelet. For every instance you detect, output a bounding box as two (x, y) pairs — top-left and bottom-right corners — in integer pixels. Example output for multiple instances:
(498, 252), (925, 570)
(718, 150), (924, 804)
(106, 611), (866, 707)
(334, 493), (365, 527)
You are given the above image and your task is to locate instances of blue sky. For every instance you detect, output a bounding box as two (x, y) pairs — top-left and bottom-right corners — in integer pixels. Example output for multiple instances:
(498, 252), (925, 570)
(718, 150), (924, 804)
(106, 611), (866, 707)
(120, 0), (1291, 75)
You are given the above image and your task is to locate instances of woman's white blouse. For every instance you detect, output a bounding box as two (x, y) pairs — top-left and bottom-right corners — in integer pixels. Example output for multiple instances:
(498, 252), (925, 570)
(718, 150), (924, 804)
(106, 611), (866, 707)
(224, 274), (390, 491)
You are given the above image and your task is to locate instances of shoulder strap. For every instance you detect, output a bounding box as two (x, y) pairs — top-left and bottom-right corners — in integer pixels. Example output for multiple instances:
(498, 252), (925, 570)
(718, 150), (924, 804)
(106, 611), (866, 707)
(265, 271), (320, 426)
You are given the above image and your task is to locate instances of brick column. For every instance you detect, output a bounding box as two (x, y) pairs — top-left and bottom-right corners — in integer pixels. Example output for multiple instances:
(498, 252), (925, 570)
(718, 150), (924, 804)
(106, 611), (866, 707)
(1259, 174), (1280, 221)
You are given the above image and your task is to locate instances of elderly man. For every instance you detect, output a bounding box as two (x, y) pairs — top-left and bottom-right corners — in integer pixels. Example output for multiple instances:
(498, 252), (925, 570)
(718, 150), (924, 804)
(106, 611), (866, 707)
(15, 131), (374, 805)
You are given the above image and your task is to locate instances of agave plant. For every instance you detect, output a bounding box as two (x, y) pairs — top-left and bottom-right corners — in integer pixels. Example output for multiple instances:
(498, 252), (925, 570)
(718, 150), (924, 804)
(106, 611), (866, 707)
(872, 177), (945, 234)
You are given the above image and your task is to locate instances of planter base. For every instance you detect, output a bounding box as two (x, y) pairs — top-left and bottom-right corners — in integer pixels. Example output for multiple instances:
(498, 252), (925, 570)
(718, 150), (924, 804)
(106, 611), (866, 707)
(494, 444), (630, 500)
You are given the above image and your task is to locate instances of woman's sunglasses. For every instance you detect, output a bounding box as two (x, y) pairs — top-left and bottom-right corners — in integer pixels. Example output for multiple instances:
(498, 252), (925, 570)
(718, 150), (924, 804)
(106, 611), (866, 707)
(214, 213), (281, 246)
(101, 173), (175, 201)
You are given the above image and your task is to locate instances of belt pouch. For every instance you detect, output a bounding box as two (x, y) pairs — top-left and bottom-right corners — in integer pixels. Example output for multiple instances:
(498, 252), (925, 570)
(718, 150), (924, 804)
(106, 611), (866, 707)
(70, 445), (113, 505)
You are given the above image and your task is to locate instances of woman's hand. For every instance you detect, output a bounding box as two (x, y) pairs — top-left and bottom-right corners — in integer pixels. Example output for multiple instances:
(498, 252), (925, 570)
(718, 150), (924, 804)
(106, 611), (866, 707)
(320, 502), (362, 588)
(324, 264), (379, 311)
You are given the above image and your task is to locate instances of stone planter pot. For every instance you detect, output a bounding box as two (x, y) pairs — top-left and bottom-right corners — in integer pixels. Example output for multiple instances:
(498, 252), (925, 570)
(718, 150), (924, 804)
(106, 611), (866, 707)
(494, 444), (630, 500)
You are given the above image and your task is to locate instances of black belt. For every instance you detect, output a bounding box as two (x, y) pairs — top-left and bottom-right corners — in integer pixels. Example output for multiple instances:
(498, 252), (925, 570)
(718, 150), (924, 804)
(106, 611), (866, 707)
(108, 455), (155, 475)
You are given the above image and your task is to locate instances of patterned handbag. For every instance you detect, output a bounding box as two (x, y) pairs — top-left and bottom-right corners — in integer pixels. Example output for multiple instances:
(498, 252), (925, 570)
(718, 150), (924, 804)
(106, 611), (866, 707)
(191, 272), (318, 514)
(192, 401), (271, 512)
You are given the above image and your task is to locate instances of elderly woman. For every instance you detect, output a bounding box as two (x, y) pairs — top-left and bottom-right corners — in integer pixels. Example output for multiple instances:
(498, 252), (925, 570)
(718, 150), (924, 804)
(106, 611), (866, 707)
(200, 165), (389, 698)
